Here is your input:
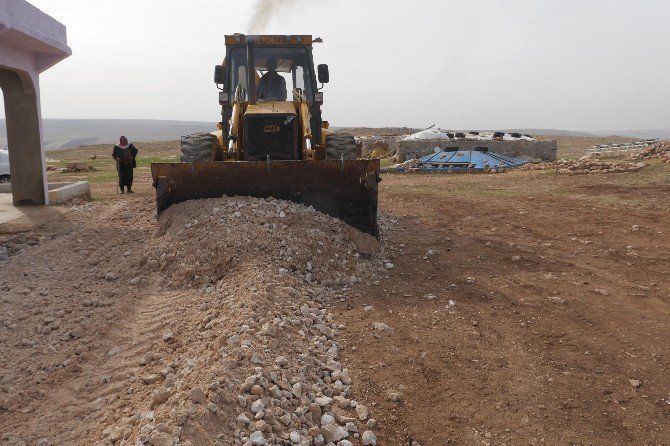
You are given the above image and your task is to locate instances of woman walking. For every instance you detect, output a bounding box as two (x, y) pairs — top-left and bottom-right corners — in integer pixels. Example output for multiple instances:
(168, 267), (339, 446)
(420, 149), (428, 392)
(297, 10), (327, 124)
(112, 136), (138, 193)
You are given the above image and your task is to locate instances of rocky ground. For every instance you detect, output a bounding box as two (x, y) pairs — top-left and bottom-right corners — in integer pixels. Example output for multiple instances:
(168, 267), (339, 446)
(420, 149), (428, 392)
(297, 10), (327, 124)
(1, 137), (670, 445)
(0, 197), (391, 446)
(629, 140), (670, 163)
(521, 158), (646, 174)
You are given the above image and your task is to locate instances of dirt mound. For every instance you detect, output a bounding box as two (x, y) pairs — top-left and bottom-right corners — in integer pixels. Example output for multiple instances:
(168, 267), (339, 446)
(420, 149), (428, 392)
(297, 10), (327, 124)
(142, 196), (383, 290)
(104, 197), (386, 445)
(522, 158), (646, 174)
(628, 140), (670, 163)
(0, 197), (386, 446)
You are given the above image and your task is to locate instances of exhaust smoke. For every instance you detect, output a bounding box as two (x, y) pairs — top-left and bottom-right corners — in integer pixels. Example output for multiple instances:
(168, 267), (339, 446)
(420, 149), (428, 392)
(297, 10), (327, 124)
(247, 0), (298, 34)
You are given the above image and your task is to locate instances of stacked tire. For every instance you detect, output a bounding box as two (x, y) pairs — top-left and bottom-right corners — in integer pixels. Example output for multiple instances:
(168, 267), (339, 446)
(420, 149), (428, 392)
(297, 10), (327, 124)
(180, 133), (216, 163)
(325, 133), (361, 160)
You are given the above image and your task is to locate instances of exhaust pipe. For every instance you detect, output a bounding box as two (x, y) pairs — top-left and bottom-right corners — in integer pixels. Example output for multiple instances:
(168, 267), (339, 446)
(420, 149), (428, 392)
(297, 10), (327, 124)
(247, 37), (257, 105)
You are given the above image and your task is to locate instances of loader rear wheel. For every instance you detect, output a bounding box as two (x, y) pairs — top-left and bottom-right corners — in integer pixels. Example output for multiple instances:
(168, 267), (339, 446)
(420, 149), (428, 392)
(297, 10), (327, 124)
(325, 133), (361, 160)
(180, 133), (216, 162)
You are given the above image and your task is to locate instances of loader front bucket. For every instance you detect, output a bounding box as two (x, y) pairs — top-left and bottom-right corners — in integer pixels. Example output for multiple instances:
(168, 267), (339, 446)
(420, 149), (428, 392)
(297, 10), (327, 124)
(151, 160), (380, 237)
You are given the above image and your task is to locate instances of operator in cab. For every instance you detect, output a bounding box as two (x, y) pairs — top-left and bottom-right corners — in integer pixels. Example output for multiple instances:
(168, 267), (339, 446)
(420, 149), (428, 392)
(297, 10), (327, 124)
(258, 58), (287, 101)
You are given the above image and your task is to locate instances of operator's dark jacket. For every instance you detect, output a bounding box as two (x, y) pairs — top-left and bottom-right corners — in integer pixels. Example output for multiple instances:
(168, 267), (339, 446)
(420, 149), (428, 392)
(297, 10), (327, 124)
(258, 71), (287, 101)
(112, 144), (138, 188)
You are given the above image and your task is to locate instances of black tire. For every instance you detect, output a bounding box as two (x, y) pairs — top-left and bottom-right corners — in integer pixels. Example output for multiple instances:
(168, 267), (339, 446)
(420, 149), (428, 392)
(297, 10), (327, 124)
(325, 133), (361, 160)
(180, 133), (215, 162)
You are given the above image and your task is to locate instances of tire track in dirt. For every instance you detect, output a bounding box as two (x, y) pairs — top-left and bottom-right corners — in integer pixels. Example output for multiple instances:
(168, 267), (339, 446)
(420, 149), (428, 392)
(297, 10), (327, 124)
(0, 200), (155, 445)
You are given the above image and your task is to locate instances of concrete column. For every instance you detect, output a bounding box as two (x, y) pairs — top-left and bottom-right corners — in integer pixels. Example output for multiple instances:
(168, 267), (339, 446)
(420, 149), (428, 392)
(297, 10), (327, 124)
(0, 0), (72, 206)
(0, 67), (46, 205)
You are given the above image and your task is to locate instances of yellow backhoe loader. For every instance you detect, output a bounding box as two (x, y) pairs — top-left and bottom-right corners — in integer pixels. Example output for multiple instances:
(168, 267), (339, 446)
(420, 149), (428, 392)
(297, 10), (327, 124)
(151, 34), (379, 236)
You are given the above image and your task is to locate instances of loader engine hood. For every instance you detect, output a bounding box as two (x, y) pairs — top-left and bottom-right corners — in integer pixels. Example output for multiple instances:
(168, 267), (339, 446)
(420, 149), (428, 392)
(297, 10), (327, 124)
(243, 102), (298, 161)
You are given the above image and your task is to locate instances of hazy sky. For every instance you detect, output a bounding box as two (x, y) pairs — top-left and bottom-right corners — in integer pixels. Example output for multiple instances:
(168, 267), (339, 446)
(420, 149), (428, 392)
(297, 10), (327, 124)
(9, 0), (670, 130)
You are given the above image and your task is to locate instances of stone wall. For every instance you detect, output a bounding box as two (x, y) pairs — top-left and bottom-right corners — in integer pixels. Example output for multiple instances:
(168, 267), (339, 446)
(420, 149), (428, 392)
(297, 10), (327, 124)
(397, 139), (558, 162)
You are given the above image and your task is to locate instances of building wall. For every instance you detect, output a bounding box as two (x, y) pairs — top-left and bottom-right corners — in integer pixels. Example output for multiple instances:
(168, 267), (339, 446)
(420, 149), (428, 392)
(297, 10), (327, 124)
(397, 139), (558, 162)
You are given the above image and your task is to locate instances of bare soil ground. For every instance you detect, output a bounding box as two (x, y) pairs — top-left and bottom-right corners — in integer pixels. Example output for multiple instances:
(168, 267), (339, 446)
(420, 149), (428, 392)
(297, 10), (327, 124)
(1, 140), (669, 445)
(337, 162), (670, 445)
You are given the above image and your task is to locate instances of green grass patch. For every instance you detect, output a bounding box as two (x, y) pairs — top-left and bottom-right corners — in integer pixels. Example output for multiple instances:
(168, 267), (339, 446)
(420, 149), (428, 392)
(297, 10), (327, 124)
(136, 155), (180, 166)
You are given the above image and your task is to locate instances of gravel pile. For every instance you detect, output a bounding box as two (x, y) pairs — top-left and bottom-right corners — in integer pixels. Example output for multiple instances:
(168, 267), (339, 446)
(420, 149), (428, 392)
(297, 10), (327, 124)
(628, 140), (670, 163)
(521, 158), (646, 174)
(98, 196), (386, 446)
(0, 197), (387, 446)
(139, 196), (384, 290)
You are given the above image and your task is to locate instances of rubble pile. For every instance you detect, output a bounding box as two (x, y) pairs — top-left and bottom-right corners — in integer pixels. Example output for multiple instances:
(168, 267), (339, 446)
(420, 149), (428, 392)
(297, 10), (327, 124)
(105, 273), (381, 446)
(98, 196), (387, 445)
(383, 158), (423, 172)
(522, 158), (646, 174)
(0, 197), (388, 445)
(141, 196), (384, 290)
(62, 162), (97, 173)
(628, 140), (670, 163)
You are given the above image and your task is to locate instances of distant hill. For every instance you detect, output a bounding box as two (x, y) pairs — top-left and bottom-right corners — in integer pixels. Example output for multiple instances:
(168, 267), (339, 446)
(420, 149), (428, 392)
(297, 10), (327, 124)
(0, 119), (217, 150)
(499, 129), (598, 137)
(591, 129), (670, 140)
(472, 128), (668, 139)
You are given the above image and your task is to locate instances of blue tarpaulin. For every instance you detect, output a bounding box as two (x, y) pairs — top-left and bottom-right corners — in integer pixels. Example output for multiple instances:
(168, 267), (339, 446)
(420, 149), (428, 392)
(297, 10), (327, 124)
(397, 148), (528, 172)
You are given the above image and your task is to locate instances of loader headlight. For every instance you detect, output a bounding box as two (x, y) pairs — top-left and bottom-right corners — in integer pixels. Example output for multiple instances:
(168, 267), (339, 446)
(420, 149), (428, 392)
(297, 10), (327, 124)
(315, 92), (323, 104)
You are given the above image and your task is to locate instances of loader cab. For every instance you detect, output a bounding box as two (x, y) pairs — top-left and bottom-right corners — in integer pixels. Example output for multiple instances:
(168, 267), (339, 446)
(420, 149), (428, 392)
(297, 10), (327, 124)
(224, 46), (316, 103)
(217, 35), (325, 160)
(227, 47), (314, 103)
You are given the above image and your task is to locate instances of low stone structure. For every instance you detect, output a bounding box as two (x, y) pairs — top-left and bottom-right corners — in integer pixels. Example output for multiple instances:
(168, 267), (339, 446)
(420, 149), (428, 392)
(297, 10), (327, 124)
(397, 139), (558, 162)
(0, 181), (90, 204)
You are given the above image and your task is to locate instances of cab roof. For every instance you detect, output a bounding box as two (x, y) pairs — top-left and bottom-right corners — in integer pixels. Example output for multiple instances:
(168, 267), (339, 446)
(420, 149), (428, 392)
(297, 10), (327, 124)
(225, 34), (313, 46)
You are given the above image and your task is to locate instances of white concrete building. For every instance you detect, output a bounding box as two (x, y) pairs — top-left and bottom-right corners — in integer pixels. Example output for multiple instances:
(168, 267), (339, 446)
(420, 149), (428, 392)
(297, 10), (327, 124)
(0, 0), (71, 205)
